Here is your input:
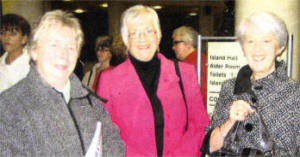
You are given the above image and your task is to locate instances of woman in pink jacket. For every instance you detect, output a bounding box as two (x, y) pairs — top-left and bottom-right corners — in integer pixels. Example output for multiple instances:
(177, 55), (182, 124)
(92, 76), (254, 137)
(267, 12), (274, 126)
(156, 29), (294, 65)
(96, 5), (210, 157)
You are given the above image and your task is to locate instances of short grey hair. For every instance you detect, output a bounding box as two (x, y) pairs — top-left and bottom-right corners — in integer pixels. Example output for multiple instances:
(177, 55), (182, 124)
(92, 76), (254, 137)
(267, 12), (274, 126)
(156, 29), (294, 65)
(29, 10), (84, 53)
(120, 5), (162, 47)
(237, 12), (288, 49)
(172, 26), (198, 48)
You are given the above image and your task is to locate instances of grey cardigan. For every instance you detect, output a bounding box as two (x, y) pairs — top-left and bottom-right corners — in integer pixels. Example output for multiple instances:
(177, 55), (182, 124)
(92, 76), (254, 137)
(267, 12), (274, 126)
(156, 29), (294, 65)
(0, 64), (125, 156)
(203, 61), (300, 156)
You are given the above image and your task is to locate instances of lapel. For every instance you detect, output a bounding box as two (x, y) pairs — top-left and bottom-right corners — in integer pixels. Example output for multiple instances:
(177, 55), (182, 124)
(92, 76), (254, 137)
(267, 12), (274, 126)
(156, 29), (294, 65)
(118, 58), (151, 103)
(114, 53), (178, 104)
(156, 53), (178, 100)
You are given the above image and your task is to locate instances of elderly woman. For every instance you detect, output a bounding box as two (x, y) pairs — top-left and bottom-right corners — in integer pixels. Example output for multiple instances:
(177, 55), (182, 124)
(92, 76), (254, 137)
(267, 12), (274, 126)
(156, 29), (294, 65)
(202, 12), (300, 156)
(0, 10), (125, 156)
(96, 5), (210, 157)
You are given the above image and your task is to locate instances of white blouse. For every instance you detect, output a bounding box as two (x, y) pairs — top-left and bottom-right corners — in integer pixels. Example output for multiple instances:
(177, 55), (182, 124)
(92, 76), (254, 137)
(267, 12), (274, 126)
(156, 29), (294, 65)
(0, 49), (30, 93)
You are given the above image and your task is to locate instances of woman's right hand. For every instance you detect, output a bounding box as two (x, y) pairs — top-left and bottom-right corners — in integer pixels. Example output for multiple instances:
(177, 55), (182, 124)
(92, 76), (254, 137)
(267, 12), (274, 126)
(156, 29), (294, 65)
(229, 100), (255, 122)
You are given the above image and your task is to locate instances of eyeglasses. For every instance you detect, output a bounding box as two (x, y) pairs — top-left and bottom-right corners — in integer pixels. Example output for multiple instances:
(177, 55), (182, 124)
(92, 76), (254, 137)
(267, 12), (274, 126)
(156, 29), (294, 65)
(98, 47), (110, 52)
(128, 28), (156, 39)
(173, 40), (184, 45)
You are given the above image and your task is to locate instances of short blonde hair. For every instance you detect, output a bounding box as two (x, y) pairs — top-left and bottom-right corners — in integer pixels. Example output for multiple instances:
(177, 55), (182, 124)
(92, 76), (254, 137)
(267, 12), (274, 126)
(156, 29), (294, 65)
(120, 5), (162, 47)
(29, 10), (84, 53)
(237, 12), (288, 49)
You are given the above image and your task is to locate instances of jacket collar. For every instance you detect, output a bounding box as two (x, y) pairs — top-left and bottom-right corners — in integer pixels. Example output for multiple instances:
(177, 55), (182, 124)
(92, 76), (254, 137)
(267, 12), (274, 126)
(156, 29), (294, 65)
(120, 52), (177, 94)
(123, 52), (172, 79)
(28, 62), (89, 99)
(234, 60), (288, 95)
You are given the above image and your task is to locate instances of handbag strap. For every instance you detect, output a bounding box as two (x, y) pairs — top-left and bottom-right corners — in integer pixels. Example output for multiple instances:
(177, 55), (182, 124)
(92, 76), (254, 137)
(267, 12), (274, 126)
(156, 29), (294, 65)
(94, 71), (102, 92)
(87, 70), (93, 86)
(174, 60), (188, 131)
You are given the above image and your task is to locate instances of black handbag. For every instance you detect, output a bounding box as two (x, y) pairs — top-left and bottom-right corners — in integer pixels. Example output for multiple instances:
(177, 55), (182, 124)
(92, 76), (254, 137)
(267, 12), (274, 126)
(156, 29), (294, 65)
(212, 106), (275, 157)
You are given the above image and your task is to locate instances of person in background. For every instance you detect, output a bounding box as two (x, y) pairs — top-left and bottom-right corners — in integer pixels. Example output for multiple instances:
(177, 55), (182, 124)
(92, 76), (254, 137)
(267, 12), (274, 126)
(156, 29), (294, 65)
(202, 12), (300, 156)
(82, 35), (113, 90)
(172, 25), (207, 104)
(92, 34), (128, 92)
(0, 14), (31, 93)
(97, 5), (210, 157)
(0, 10), (125, 156)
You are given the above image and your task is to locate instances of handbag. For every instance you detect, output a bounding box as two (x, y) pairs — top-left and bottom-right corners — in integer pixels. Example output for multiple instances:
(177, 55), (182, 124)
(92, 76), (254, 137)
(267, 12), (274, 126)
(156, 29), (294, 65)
(212, 106), (275, 157)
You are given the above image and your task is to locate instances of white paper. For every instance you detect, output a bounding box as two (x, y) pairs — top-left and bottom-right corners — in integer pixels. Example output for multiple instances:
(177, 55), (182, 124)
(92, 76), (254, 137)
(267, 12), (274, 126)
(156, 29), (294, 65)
(85, 121), (102, 157)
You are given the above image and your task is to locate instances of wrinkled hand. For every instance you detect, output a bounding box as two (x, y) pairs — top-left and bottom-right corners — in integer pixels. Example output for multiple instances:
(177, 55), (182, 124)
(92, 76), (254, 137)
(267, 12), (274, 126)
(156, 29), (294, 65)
(229, 100), (255, 121)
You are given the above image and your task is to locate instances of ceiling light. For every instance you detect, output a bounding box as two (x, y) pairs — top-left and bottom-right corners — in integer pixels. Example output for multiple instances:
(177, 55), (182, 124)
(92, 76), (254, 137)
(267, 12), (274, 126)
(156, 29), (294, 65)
(189, 12), (197, 16)
(63, 0), (72, 2)
(74, 9), (85, 14)
(100, 3), (108, 8)
(152, 5), (162, 10)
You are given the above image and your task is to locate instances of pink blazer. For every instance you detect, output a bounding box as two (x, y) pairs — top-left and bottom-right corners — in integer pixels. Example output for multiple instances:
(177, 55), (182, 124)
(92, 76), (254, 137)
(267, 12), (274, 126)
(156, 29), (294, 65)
(97, 53), (210, 156)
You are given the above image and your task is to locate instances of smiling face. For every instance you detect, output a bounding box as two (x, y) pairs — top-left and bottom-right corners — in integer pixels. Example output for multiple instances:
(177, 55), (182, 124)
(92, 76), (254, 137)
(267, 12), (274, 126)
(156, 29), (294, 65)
(242, 25), (284, 79)
(127, 16), (159, 61)
(31, 25), (79, 89)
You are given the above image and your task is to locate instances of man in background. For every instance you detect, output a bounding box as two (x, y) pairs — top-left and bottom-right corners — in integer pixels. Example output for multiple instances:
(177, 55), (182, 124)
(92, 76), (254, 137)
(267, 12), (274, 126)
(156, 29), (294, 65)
(172, 25), (207, 104)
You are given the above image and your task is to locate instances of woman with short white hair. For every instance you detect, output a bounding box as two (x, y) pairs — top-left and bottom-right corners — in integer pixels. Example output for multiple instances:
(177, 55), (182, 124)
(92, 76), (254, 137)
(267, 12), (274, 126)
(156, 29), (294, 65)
(97, 4), (210, 157)
(202, 12), (300, 156)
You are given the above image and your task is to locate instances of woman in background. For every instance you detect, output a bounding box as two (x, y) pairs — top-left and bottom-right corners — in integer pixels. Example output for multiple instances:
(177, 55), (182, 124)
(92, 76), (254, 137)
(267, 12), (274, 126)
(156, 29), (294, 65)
(82, 35), (112, 90)
(0, 14), (31, 93)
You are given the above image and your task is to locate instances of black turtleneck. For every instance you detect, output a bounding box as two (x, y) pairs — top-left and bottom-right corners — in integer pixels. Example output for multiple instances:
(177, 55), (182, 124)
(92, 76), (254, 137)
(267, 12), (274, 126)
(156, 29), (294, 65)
(130, 53), (164, 157)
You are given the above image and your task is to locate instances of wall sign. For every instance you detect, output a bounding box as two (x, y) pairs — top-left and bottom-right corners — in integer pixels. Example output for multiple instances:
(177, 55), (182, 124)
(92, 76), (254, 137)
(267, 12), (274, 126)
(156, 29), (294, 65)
(206, 41), (247, 117)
